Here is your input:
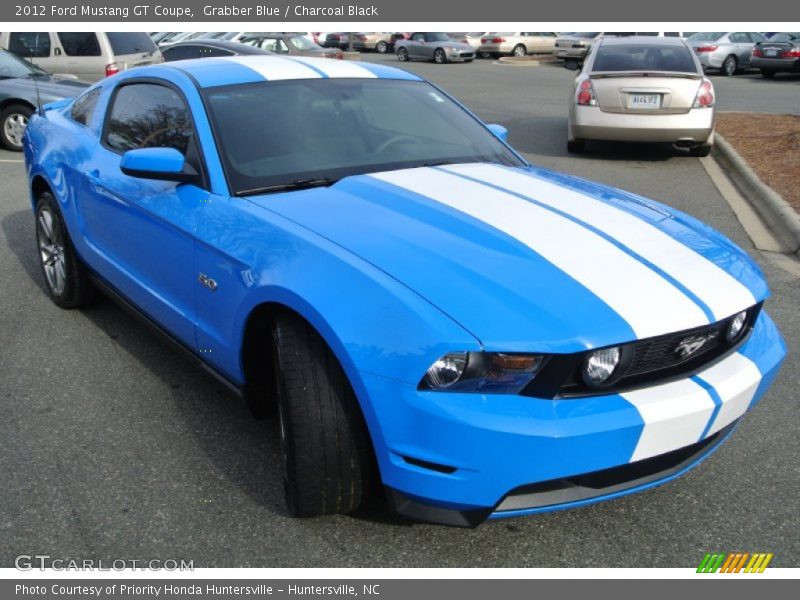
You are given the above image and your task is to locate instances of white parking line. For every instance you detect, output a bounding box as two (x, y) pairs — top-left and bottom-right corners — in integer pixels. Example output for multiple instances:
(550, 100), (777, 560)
(0, 159), (24, 163)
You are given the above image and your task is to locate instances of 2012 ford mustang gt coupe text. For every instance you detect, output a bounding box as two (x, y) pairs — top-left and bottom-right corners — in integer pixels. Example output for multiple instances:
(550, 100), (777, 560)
(24, 56), (785, 527)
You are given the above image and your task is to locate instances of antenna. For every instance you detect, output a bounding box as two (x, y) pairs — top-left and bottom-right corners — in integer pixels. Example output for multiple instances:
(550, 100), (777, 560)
(30, 70), (44, 116)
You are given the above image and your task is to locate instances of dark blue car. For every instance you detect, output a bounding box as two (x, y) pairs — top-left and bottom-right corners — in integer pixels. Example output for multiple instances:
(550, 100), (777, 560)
(23, 56), (784, 526)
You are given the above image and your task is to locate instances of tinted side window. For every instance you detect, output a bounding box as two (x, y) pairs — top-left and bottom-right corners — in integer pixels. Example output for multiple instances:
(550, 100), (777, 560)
(70, 88), (102, 126)
(106, 32), (157, 55)
(57, 33), (102, 57)
(197, 46), (235, 57)
(8, 32), (51, 58)
(729, 33), (749, 43)
(105, 84), (192, 154)
(161, 45), (201, 61)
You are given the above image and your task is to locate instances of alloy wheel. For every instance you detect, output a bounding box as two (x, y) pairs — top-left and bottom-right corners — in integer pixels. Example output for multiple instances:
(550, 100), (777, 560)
(36, 206), (66, 296)
(3, 112), (28, 149)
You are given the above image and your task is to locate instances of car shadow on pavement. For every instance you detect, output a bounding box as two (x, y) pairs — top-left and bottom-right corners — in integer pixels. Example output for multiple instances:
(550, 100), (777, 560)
(2, 208), (411, 528)
(505, 116), (679, 161)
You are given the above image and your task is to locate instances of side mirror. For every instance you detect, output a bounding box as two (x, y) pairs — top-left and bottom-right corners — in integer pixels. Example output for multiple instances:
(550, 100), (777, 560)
(486, 123), (508, 142)
(120, 147), (198, 184)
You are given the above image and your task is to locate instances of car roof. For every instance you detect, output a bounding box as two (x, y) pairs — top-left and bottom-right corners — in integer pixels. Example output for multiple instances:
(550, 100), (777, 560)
(161, 54), (423, 88)
(165, 39), (269, 53)
(599, 36), (687, 47)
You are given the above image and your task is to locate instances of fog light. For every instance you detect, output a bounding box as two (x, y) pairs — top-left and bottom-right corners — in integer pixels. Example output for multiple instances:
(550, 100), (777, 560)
(584, 346), (621, 387)
(727, 310), (747, 342)
(424, 352), (468, 389)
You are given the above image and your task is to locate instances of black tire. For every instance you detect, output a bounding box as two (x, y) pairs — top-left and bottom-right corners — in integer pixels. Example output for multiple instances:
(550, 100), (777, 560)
(479, 50), (492, 59)
(272, 312), (376, 517)
(760, 70), (776, 79)
(690, 143), (713, 157)
(34, 191), (97, 309)
(433, 48), (447, 64)
(0, 103), (34, 151)
(564, 58), (579, 70)
(512, 44), (527, 57)
(376, 41), (388, 54)
(567, 139), (587, 154)
(397, 47), (409, 62)
(722, 55), (738, 76)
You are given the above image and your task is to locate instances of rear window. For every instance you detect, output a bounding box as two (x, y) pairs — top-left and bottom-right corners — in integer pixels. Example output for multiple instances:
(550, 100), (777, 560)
(106, 32), (157, 56)
(593, 44), (697, 72)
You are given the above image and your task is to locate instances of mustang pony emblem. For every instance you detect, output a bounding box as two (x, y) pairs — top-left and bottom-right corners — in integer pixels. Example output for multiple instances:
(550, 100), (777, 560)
(675, 333), (717, 359)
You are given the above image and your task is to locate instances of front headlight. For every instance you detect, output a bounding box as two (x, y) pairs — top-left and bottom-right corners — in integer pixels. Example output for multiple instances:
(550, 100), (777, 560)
(421, 352), (546, 394)
(583, 346), (622, 387)
(726, 310), (747, 342)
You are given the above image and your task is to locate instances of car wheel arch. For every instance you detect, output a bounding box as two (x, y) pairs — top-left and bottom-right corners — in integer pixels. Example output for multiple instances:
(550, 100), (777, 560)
(0, 98), (35, 114)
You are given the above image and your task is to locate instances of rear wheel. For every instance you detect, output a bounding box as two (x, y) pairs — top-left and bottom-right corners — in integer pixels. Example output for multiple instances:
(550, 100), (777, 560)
(512, 44), (527, 57)
(760, 70), (776, 79)
(376, 41), (388, 53)
(0, 103), (34, 151)
(397, 47), (409, 62)
(722, 55), (738, 76)
(690, 143), (713, 157)
(567, 138), (586, 154)
(479, 50), (492, 59)
(433, 48), (447, 64)
(272, 312), (376, 517)
(35, 192), (97, 308)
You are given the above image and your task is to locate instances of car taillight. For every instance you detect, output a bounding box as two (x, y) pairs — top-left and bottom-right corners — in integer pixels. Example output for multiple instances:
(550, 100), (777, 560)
(784, 49), (800, 57)
(105, 62), (120, 77)
(576, 78), (597, 106)
(752, 48), (763, 57)
(693, 79), (715, 108)
(695, 45), (718, 53)
(491, 37), (505, 43)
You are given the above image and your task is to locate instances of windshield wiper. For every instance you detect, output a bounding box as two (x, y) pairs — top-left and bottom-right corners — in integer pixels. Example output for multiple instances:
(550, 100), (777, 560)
(238, 176), (339, 196)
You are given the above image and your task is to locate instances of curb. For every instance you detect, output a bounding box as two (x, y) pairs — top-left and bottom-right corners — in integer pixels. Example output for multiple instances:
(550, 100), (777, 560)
(713, 134), (800, 257)
(493, 56), (559, 67)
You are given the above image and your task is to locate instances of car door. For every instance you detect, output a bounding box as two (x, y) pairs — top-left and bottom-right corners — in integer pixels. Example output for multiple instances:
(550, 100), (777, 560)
(408, 33), (426, 58)
(422, 33), (440, 59)
(5, 32), (61, 73)
(78, 80), (209, 347)
(728, 32), (751, 65)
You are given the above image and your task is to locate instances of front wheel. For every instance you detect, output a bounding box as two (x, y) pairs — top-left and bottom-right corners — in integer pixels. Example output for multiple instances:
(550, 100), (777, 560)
(376, 40), (388, 53)
(0, 103), (34, 151)
(272, 312), (376, 517)
(397, 47), (409, 62)
(722, 55), (738, 76)
(433, 48), (447, 64)
(35, 192), (96, 308)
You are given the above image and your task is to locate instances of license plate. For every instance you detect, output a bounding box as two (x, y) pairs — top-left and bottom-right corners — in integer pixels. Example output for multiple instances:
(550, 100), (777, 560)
(629, 94), (661, 109)
(765, 49), (778, 57)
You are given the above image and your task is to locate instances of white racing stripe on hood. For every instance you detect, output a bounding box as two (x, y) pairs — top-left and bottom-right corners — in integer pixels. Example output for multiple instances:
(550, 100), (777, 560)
(696, 352), (761, 436)
(622, 378), (716, 462)
(371, 167), (709, 339)
(283, 56), (379, 78)
(442, 163), (756, 321)
(219, 56), (323, 80)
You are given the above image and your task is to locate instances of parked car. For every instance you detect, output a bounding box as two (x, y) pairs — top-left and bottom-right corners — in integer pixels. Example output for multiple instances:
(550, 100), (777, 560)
(751, 32), (800, 78)
(396, 33), (475, 64)
(462, 32), (490, 52)
(319, 33), (351, 50)
(352, 32), (404, 53)
(478, 32), (558, 58)
(0, 49), (88, 150)
(0, 32), (163, 81)
(23, 54), (785, 526)
(553, 32), (601, 66)
(160, 40), (272, 61)
(567, 36), (716, 156)
(240, 34), (343, 59)
(687, 32), (767, 76)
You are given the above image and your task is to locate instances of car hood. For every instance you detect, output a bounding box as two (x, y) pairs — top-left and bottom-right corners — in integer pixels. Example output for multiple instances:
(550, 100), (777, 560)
(246, 163), (767, 352)
(0, 75), (89, 102)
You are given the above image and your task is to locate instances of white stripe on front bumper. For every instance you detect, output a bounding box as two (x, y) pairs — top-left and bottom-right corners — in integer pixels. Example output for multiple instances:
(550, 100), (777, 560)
(622, 352), (762, 462)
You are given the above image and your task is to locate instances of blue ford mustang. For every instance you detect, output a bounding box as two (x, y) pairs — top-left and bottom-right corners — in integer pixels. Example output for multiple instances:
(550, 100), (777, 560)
(24, 56), (785, 526)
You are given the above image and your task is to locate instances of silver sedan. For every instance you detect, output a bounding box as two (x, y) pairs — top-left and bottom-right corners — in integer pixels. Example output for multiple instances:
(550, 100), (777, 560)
(687, 32), (767, 76)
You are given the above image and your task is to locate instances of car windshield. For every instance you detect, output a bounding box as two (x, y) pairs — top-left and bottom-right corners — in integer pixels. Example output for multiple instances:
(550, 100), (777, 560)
(573, 32), (600, 38)
(769, 33), (800, 42)
(688, 32), (725, 42)
(0, 50), (48, 78)
(289, 36), (317, 50)
(593, 44), (697, 72)
(428, 33), (451, 42)
(205, 79), (523, 195)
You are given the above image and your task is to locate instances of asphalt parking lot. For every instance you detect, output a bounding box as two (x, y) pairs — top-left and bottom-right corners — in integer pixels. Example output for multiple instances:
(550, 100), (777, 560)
(1, 56), (798, 568)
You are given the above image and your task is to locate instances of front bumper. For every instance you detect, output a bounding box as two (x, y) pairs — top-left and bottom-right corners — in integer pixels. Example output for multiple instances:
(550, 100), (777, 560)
(358, 311), (784, 526)
(570, 105), (715, 143)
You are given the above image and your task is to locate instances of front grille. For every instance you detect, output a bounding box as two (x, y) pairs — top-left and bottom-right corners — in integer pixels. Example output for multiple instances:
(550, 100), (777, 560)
(521, 303), (761, 399)
(460, 52), (475, 58)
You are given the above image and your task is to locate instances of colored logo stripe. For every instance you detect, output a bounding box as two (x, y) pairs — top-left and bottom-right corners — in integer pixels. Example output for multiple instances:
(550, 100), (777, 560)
(697, 553), (773, 573)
